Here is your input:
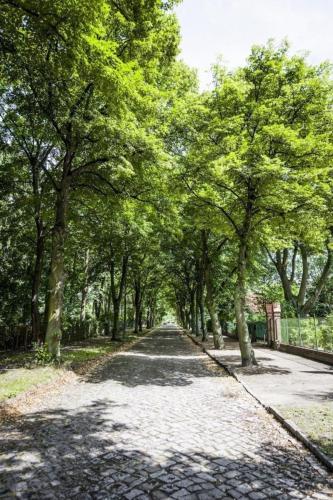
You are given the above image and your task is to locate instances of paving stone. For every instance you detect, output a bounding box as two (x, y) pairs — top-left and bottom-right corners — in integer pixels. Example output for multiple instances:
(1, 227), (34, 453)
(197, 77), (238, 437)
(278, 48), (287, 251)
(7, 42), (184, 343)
(225, 470), (241, 479)
(160, 483), (179, 494)
(187, 484), (202, 493)
(261, 487), (283, 497)
(209, 487), (227, 498)
(124, 489), (144, 500)
(151, 492), (168, 500)
(200, 482), (215, 490)
(229, 489), (245, 499)
(237, 484), (254, 495)
(248, 492), (267, 500)
(139, 481), (156, 491)
(249, 480), (267, 490)
(197, 472), (215, 481)
(172, 488), (191, 498)
(0, 327), (332, 499)
(175, 479), (194, 488)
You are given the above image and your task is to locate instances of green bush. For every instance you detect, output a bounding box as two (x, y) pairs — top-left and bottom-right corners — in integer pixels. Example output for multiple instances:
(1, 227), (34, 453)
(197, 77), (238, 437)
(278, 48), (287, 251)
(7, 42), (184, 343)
(318, 315), (333, 351)
(32, 343), (53, 365)
(282, 316), (333, 351)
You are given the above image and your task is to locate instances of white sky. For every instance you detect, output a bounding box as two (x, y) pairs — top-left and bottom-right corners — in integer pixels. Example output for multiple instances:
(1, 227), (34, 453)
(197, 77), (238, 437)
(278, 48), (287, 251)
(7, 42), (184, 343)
(174, 0), (333, 89)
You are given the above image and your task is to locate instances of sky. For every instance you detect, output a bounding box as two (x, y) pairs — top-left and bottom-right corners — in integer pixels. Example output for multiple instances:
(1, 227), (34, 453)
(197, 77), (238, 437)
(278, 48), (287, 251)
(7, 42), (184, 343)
(174, 0), (333, 89)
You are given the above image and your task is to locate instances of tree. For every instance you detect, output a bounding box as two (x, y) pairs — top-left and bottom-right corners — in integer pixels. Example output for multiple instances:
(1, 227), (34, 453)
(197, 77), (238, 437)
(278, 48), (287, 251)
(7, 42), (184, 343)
(0, 0), (181, 357)
(181, 42), (333, 365)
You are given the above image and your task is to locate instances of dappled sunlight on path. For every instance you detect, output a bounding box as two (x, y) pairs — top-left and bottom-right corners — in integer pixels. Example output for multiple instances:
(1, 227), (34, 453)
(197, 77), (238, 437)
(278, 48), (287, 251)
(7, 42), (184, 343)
(1, 327), (332, 499)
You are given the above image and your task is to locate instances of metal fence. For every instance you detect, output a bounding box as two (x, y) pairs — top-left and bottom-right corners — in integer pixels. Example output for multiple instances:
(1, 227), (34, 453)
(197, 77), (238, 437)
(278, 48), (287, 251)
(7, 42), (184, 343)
(281, 316), (333, 352)
(224, 315), (333, 353)
(0, 320), (100, 352)
(224, 320), (267, 342)
(247, 321), (267, 342)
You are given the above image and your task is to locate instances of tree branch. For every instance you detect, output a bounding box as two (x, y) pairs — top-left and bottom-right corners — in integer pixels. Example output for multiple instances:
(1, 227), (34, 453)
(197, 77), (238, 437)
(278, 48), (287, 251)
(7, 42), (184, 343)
(182, 176), (240, 235)
(70, 158), (110, 177)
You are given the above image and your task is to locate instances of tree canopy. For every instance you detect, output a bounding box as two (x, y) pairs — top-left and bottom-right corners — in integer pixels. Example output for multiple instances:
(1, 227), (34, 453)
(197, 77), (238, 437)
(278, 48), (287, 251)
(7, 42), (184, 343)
(1, 3), (333, 366)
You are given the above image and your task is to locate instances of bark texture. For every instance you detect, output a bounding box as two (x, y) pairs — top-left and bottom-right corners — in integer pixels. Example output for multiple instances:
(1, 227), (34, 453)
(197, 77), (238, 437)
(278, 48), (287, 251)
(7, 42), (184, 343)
(202, 230), (224, 349)
(45, 180), (69, 358)
(235, 238), (256, 366)
(270, 243), (333, 317)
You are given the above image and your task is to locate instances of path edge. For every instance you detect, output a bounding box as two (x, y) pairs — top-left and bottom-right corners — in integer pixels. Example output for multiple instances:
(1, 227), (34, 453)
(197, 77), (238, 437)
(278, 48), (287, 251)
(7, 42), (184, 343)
(186, 331), (333, 473)
(0, 328), (156, 425)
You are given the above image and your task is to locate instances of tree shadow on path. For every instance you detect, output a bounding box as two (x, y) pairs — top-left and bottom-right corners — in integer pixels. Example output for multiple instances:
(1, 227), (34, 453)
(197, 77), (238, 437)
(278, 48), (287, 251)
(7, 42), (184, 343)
(0, 400), (332, 499)
(85, 330), (227, 388)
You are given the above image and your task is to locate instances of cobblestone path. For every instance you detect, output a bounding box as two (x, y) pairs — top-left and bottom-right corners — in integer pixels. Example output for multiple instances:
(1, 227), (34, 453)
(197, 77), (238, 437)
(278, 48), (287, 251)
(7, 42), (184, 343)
(1, 326), (332, 499)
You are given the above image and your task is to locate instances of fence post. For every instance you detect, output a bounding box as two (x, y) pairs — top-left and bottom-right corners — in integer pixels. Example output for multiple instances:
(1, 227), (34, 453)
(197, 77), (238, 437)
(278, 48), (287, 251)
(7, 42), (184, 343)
(265, 303), (281, 349)
(285, 316), (289, 345)
(313, 315), (318, 350)
(297, 314), (303, 347)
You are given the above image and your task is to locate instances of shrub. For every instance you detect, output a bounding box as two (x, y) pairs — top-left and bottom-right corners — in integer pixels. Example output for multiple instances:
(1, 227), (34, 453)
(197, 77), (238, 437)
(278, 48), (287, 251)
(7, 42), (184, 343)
(32, 342), (53, 365)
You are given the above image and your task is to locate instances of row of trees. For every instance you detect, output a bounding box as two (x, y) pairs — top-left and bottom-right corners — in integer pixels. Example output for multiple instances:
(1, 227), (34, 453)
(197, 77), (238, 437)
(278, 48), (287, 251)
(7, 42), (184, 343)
(1, 2), (333, 366)
(0, 0), (184, 356)
(167, 42), (333, 365)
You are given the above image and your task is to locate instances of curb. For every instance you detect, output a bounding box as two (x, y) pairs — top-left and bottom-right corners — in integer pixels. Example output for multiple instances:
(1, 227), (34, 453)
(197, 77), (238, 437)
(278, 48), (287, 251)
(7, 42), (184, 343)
(268, 406), (333, 472)
(186, 332), (333, 473)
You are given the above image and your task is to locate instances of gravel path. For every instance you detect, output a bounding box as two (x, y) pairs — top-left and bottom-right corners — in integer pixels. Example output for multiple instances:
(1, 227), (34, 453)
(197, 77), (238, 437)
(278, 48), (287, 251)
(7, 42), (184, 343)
(1, 326), (332, 499)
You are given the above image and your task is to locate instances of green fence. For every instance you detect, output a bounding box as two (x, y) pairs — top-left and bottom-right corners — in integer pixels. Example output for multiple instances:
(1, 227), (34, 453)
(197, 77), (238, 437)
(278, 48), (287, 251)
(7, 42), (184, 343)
(247, 321), (267, 342)
(281, 316), (333, 352)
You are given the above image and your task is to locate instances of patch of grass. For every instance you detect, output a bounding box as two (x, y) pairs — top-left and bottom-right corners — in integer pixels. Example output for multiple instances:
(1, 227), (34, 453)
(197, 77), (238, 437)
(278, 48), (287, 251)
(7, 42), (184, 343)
(0, 351), (34, 369)
(61, 344), (117, 364)
(280, 404), (333, 459)
(0, 331), (148, 402)
(61, 332), (144, 365)
(0, 367), (58, 401)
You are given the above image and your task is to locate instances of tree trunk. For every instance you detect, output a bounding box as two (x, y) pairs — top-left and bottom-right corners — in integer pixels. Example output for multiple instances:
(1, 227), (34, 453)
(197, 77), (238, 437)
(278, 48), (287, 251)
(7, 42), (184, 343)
(45, 181), (69, 359)
(235, 239), (256, 366)
(201, 229), (223, 348)
(185, 309), (190, 330)
(30, 157), (47, 343)
(200, 302), (207, 341)
(198, 283), (207, 341)
(177, 300), (186, 329)
(204, 267), (222, 347)
(80, 249), (90, 325)
(302, 248), (333, 315)
(134, 279), (141, 334)
(123, 280), (127, 334)
(146, 307), (151, 329)
(195, 289), (200, 336)
(31, 218), (45, 343)
(112, 300), (121, 340)
(110, 254), (128, 341)
(205, 283), (223, 349)
(272, 244), (333, 317)
(139, 310), (143, 332)
(134, 305), (140, 333)
(151, 306), (155, 328)
(180, 306), (186, 329)
(189, 289), (196, 335)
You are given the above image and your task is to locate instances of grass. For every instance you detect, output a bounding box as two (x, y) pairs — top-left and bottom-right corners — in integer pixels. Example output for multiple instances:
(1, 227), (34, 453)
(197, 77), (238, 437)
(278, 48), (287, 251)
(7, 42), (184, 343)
(0, 367), (59, 401)
(61, 332), (144, 366)
(0, 331), (148, 402)
(279, 404), (333, 459)
(0, 351), (34, 369)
